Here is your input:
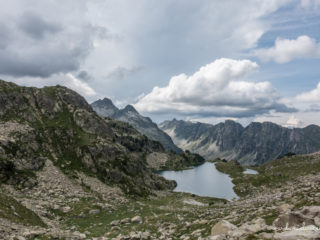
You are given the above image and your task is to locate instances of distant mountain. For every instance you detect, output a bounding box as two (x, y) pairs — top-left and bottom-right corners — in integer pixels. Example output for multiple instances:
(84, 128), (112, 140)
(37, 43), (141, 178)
(159, 119), (320, 165)
(91, 98), (182, 153)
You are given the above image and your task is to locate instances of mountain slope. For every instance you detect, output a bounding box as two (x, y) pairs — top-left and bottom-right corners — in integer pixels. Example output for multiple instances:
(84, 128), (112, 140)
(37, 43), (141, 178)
(159, 119), (320, 165)
(91, 98), (182, 153)
(0, 80), (175, 196)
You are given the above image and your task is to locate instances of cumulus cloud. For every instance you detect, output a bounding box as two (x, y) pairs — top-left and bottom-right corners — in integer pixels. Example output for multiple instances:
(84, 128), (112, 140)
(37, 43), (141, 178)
(296, 82), (320, 102)
(254, 35), (320, 63)
(283, 115), (301, 128)
(135, 58), (295, 118)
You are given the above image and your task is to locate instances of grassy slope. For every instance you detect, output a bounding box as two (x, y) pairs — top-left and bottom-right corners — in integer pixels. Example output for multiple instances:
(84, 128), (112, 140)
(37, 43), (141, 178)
(47, 192), (226, 239)
(215, 153), (320, 197)
(0, 192), (46, 227)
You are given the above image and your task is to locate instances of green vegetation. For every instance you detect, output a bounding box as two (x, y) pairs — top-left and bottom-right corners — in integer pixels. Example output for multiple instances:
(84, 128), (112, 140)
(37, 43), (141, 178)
(49, 192), (225, 239)
(215, 159), (244, 178)
(216, 154), (320, 197)
(0, 192), (46, 227)
(163, 151), (205, 170)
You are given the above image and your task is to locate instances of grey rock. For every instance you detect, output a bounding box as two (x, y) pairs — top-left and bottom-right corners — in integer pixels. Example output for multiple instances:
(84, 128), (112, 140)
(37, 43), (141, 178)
(131, 216), (143, 224)
(89, 209), (100, 215)
(211, 220), (237, 236)
(91, 98), (182, 153)
(160, 119), (320, 165)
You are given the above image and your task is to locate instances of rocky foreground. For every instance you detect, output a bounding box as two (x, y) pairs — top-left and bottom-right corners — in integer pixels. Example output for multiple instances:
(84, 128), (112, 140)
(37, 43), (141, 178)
(1, 153), (320, 239)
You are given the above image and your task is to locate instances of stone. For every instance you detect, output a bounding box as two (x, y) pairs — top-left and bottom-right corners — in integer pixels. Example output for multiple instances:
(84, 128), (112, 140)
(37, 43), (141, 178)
(131, 216), (143, 224)
(73, 231), (86, 239)
(273, 225), (320, 240)
(314, 216), (320, 227)
(278, 203), (293, 213)
(231, 218), (266, 238)
(15, 237), (26, 240)
(210, 236), (226, 240)
(120, 218), (131, 224)
(274, 211), (315, 228)
(199, 219), (208, 225)
(110, 220), (120, 226)
(89, 209), (100, 215)
(141, 231), (151, 239)
(211, 220), (237, 236)
(62, 206), (71, 213)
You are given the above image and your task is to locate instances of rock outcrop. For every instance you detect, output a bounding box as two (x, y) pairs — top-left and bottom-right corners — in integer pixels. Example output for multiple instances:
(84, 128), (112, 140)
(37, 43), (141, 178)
(0, 80), (175, 196)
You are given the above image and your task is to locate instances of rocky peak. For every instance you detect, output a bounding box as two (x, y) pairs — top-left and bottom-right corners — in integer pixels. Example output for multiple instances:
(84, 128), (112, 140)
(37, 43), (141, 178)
(122, 105), (138, 114)
(90, 97), (118, 117)
(91, 100), (182, 153)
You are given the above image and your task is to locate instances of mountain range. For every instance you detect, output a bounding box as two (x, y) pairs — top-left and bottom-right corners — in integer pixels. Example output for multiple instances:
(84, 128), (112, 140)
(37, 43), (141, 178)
(159, 119), (320, 165)
(91, 98), (182, 153)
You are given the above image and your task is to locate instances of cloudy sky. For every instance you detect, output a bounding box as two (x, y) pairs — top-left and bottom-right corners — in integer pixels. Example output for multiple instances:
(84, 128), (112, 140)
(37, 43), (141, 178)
(1, 0), (320, 127)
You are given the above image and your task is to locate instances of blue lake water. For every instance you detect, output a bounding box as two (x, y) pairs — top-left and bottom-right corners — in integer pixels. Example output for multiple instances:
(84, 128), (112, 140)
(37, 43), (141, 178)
(159, 162), (238, 200)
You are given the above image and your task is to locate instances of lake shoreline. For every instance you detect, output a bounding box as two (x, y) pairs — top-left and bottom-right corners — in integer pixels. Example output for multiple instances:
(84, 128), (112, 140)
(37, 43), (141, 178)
(159, 162), (238, 200)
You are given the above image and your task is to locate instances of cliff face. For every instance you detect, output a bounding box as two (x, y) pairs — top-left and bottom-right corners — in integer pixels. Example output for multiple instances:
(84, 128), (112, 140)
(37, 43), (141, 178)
(159, 119), (320, 165)
(91, 98), (182, 153)
(0, 80), (175, 196)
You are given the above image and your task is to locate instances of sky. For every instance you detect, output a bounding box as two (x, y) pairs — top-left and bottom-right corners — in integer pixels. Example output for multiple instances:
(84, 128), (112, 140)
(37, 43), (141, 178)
(1, 0), (320, 127)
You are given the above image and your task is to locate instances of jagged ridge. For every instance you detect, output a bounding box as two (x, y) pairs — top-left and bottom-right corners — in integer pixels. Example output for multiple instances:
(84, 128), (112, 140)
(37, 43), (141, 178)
(91, 98), (182, 153)
(159, 119), (320, 165)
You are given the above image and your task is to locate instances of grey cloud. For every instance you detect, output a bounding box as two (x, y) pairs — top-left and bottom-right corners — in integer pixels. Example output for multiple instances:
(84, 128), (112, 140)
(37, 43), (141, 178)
(106, 66), (143, 81)
(0, 47), (85, 77)
(18, 12), (62, 39)
(90, 25), (122, 41)
(0, 2), (99, 78)
(77, 70), (92, 82)
(0, 24), (11, 49)
(144, 102), (297, 118)
(305, 104), (320, 112)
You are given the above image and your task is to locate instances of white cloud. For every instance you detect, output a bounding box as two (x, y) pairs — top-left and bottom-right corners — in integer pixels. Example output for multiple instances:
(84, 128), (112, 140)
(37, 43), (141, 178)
(253, 82), (320, 127)
(300, 0), (320, 8)
(65, 74), (97, 97)
(135, 58), (294, 117)
(254, 35), (320, 63)
(1, 73), (97, 99)
(284, 115), (301, 128)
(296, 82), (320, 102)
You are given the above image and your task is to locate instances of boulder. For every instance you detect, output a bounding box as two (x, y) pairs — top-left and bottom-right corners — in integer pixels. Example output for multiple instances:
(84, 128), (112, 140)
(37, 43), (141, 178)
(274, 206), (320, 228)
(110, 220), (120, 226)
(273, 225), (320, 240)
(231, 218), (266, 238)
(131, 216), (143, 224)
(211, 220), (237, 236)
(89, 209), (100, 215)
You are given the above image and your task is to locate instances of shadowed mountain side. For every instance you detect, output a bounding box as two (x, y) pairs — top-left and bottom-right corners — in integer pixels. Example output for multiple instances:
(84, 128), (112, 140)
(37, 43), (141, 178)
(91, 98), (182, 153)
(159, 119), (320, 165)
